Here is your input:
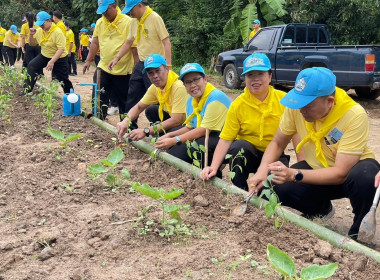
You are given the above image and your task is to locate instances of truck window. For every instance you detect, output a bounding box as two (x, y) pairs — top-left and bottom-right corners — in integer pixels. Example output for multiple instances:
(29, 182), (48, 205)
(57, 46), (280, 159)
(282, 26), (294, 44)
(319, 28), (328, 44)
(249, 29), (276, 50)
(295, 26), (306, 44)
(308, 27), (318, 44)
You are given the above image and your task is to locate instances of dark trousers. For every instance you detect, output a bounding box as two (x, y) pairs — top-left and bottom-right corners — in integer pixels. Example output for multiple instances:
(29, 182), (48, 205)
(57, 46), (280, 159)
(24, 54), (73, 94)
(273, 159), (380, 238)
(81, 46), (88, 62)
(228, 140), (289, 191)
(68, 53), (77, 74)
(94, 55), (100, 67)
(23, 44), (41, 68)
(144, 104), (182, 135)
(92, 68), (130, 120)
(3, 46), (16, 66)
(17, 47), (23, 61)
(0, 43), (3, 63)
(127, 61), (152, 130)
(167, 131), (220, 169)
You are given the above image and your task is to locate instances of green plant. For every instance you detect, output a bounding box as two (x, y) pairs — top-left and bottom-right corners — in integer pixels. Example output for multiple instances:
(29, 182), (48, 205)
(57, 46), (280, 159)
(267, 244), (338, 280)
(186, 140), (206, 169)
(47, 128), (82, 146)
(87, 147), (131, 192)
(60, 183), (75, 192)
(130, 182), (190, 240)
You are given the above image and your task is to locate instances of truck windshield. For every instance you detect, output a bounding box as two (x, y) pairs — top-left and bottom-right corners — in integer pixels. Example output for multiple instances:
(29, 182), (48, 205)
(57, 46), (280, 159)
(248, 29), (276, 50)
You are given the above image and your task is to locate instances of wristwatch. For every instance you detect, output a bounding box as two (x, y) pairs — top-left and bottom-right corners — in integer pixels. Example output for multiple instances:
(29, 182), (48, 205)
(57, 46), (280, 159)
(175, 136), (181, 145)
(144, 127), (150, 137)
(294, 169), (303, 182)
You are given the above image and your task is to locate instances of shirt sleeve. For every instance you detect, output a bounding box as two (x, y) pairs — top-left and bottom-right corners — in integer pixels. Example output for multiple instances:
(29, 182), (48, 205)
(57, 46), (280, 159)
(140, 85), (158, 105)
(279, 107), (297, 136)
(219, 104), (240, 141)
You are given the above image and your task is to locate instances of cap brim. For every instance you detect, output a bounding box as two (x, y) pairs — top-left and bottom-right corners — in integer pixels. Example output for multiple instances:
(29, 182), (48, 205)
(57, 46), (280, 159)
(280, 88), (317, 109)
(122, 4), (136, 14)
(142, 63), (165, 74)
(97, 5), (108, 14)
(35, 20), (45, 26)
(241, 66), (270, 76)
(179, 70), (203, 80)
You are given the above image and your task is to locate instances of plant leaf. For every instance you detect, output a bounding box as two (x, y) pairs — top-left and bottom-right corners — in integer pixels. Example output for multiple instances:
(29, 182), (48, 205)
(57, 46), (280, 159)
(130, 182), (160, 200)
(269, 193), (278, 207)
(194, 160), (200, 168)
(107, 147), (124, 166)
(300, 263), (339, 280)
(229, 171), (235, 180)
(163, 189), (184, 200)
(267, 244), (296, 277)
(239, 3), (258, 43)
(88, 163), (107, 174)
(191, 140), (199, 150)
(225, 154), (232, 160)
(47, 128), (65, 141)
(121, 168), (130, 179)
(105, 174), (116, 185)
(265, 204), (276, 218)
(262, 189), (272, 200)
(66, 133), (82, 142)
(199, 145), (206, 153)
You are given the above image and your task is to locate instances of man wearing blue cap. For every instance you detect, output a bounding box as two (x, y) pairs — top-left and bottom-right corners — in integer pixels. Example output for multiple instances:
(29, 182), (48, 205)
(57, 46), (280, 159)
(79, 28), (89, 62)
(83, 0), (135, 120)
(249, 19), (261, 40)
(2, 25), (21, 66)
(21, 11), (73, 95)
(109, 0), (172, 130)
(116, 54), (188, 142)
(154, 63), (231, 168)
(248, 67), (380, 240)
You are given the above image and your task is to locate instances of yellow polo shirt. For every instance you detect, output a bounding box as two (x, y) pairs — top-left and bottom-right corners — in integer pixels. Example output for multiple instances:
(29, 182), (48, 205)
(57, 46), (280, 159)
(56, 20), (66, 36)
(279, 103), (374, 169)
(80, 34), (89, 47)
(0, 27), (6, 43)
(21, 22), (39, 44)
(34, 23), (67, 58)
(140, 78), (188, 117)
(249, 28), (261, 40)
(3, 30), (20, 48)
(94, 11), (134, 75)
(127, 10), (169, 61)
(65, 29), (76, 53)
(220, 86), (286, 152)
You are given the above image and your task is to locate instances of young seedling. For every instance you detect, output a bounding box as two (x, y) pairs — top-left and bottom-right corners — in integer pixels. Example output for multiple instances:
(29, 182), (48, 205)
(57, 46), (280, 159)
(186, 140), (206, 169)
(87, 147), (131, 192)
(129, 181), (190, 241)
(47, 128), (82, 147)
(267, 243), (338, 280)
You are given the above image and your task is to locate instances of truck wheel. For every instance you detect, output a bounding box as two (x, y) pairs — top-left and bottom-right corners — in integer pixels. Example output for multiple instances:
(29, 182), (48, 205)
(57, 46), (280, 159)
(355, 88), (380, 100)
(223, 64), (242, 89)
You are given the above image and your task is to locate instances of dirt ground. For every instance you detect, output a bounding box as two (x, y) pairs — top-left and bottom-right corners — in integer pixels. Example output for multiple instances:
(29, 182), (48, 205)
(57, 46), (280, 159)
(1, 62), (380, 279)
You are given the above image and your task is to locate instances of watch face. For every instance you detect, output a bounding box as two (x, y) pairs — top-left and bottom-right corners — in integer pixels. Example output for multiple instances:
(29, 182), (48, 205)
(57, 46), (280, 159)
(295, 171), (303, 182)
(144, 128), (149, 136)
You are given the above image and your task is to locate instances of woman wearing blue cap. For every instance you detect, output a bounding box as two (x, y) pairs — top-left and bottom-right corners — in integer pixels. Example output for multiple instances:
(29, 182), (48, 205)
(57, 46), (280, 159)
(79, 28), (89, 62)
(2, 25), (21, 66)
(154, 63), (231, 169)
(21, 11), (73, 96)
(201, 53), (297, 191)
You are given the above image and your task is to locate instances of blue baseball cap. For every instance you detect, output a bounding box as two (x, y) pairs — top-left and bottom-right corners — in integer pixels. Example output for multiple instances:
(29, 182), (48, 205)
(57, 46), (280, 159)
(122, 0), (142, 14)
(179, 63), (206, 80)
(80, 28), (88, 33)
(35, 11), (51, 26)
(91, 23), (96, 29)
(281, 67), (336, 109)
(97, 0), (115, 14)
(252, 19), (260, 25)
(241, 53), (271, 75)
(10, 25), (18, 34)
(142, 54), (167, 74)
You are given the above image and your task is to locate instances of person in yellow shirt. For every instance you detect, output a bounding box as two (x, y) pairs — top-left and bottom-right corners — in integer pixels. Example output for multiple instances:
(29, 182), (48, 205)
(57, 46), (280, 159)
(116, 54), (188, 142)
(21, 11), (73, 96)
(249, 19), (261, 40)
(3, 25), (21, 66)
(20, 12), (41, 68)
(201, 53), (292, 190)
(83, 0), (135, 120)
(64, 21), (77, 76)
(155, 63), (231, 169)
(79, 28), (89, 62)
(0, 21), (7, 64)
(53, 11), (66, 36)
(90, 23), (100, 66)
(248, 67), (380, 240)
(109, 0), (172, 130)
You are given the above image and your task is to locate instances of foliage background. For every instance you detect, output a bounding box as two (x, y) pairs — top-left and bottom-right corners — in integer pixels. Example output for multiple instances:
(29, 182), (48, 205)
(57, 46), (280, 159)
(0, 0), (379, 68)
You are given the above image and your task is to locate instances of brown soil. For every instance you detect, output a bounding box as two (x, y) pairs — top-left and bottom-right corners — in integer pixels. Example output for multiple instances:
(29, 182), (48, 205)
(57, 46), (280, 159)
(1, 62), (380, 279)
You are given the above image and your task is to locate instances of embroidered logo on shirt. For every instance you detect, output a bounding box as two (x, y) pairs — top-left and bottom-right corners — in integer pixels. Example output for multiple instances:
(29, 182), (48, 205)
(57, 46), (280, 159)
(245, 57), (265, 67)
(295, 78), (306, 92)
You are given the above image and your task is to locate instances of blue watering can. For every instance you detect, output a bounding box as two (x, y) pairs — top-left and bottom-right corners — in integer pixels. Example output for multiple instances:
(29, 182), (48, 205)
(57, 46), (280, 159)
(63, 89), (81, 116)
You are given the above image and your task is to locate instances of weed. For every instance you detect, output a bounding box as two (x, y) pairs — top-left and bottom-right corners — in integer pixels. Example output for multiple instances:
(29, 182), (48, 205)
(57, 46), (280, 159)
(60, 183), (75, 192)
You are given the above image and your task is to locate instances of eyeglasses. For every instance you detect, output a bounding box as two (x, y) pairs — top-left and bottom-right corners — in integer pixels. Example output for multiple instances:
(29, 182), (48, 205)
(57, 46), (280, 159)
(183, 76), (203, 87)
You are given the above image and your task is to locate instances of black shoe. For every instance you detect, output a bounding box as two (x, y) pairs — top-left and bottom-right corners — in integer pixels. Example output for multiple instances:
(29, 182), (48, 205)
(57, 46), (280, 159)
(69, 73), (77, 76)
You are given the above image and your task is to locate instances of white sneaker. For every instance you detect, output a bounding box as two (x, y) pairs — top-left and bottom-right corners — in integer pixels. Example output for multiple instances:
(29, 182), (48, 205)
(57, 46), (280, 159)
(107, 106), (119, 115)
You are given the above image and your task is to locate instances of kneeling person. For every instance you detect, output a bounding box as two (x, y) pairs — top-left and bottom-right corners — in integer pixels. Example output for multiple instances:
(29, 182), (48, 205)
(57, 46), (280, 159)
(155, 63), (231, 168)
(117, 54), (188, 142)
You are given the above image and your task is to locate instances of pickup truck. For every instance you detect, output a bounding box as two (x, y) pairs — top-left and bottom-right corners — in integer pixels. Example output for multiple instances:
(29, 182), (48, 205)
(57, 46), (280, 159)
(216, 23), (380, 99)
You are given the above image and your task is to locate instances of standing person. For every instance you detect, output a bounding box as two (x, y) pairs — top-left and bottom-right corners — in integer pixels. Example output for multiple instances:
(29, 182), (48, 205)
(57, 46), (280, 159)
(116, 54), (188, 142)
(249, 19), (261, 40)
(201, 53), (292, 191)
(2, 25), (21, 67)
(79, 28), (89, 62)
(155, 63), (231, 169)
(64, 21), (77, 76)
(21, 11), (73, 96)
(20, 12), (41, 68)
(108, 0), (172, 130)
(83, 0), (134, 120)
(248, 67), (380, 239)
(52, 11), (66, 36)
(0, 22), (6, 63)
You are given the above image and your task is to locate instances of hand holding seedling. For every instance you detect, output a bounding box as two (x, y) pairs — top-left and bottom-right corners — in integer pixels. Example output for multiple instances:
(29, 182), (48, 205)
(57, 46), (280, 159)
(116, 120), (129, 142)
(247, 170), (267, 194)
(267, 161), (290, 184)
(129, 128), (145, 141)
(200, 166), (217, 181)
(155, 137), (176, 149)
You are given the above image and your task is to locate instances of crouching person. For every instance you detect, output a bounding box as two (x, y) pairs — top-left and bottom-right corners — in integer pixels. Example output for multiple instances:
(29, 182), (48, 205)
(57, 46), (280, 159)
(248, 67), (380, 240)
(117, 54), (188, 142)
(154, 63), (231, 168)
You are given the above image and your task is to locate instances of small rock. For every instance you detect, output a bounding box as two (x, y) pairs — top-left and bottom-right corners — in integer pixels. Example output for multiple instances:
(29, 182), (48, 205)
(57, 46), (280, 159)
(38, 228), (60, 245)
(77, 163), (86, 172)
(0, 242), (13, 251)
(194, 195), (209, 207)
(110, 211), (121, 221)
(21, 245), (34, 255)
(38, 247), (54, 261)
(312, 257), (325, 265)
(87, 237), (101, 247)
(352, 252), (368, 271)
(346, 206), (350, 210)
(314, 240), (333, 258)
